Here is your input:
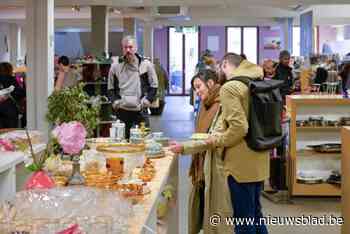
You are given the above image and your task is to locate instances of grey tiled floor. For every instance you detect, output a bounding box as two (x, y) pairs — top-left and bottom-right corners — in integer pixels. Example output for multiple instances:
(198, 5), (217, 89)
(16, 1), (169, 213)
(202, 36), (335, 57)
(149, 96), (342, 234)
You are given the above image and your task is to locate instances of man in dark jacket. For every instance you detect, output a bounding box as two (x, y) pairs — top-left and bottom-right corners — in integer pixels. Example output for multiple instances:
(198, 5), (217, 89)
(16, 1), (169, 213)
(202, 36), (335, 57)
(273, 50), (294, 101)
(0, 62), (26, 128)
(108, 35), (158, 138)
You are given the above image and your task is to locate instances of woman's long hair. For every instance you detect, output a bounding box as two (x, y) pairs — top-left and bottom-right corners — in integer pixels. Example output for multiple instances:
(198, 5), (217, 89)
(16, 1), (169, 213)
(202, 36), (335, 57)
(0, 62), (13, 77)
(191, 69), (219, 90)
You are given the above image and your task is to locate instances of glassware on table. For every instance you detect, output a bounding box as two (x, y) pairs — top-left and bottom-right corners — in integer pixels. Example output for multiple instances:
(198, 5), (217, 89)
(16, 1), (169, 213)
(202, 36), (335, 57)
(312, 83), (321, 95)
(33, 218), (58, 234)
(57, 217), (79, 233)
(327, 82), (339, 96)
(13, 223), (32, 234)
(322, 81), (338, 96)
(0, 219), (34, 234)
(75, 216), (90, 232)
(89, 216), (112, 234)
(321, 83), (328, 95)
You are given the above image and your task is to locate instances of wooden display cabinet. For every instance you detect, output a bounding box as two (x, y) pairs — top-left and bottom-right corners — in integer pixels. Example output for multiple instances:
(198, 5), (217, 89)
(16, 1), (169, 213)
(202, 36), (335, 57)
(76, 62), (113, 137)
(341, 127), (350, 234)
(286, 95), (350, 196)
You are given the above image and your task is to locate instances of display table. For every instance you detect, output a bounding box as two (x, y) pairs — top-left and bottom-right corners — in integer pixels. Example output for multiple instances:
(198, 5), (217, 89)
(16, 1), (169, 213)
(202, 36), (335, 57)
(129, 152), (178, 234)
(341, 127), (350, 234)
(1, 140), (179, 233)
(0, 152), (25, 202)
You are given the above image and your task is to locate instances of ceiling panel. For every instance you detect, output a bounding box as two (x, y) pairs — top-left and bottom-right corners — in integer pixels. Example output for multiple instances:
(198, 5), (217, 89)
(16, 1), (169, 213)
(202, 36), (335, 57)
(1, 0), (350, 8)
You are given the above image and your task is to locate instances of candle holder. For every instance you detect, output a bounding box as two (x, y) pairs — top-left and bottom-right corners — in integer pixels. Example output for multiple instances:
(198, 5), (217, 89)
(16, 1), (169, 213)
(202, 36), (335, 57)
(67, 154), (85, 185)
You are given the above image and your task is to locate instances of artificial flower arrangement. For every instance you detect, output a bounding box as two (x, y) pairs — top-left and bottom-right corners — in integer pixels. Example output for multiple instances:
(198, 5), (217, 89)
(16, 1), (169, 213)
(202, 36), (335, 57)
(0, 138), (15, 151)
(25, 121), (87, 189)
(0, 131), (42, 152)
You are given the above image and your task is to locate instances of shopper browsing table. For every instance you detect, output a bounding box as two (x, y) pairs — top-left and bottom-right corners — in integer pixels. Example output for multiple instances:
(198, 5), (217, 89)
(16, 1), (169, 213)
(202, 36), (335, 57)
(170, 53), (269, 234)
(0, 62), (25, 128)
(54, 56), (81, 91)
(108, 35), (158, 139)
(186, 69), (233, 234)
(263, 59), (276, 80)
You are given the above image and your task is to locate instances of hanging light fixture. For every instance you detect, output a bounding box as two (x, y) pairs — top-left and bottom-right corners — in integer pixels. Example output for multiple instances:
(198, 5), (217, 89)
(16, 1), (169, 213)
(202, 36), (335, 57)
(109, 7), (121, 15)
(71, 5), (80, 12)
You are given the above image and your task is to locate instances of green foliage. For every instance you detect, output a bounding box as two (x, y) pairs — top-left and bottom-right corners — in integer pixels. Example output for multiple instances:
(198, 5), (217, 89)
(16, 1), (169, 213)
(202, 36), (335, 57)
(46, 84), (100, 137)
(26, 163), (40, 172)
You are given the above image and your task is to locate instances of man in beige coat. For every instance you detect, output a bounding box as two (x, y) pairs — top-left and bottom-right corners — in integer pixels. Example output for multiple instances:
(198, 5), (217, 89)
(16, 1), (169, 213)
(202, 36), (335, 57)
(208, 53), (270, 234)
(171, 53), (269, 234)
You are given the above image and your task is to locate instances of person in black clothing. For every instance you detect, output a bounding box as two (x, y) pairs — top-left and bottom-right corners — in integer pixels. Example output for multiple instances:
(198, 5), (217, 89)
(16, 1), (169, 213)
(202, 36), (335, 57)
(314, 67), (328, 84)
(339, 63), (350, 94)
(273, 50), (294, 101)
(0, 62), (26, 129)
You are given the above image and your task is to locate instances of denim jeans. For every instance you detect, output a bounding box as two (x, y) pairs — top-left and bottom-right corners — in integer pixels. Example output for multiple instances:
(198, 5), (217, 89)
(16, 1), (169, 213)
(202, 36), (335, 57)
(227, 175), (268, 234)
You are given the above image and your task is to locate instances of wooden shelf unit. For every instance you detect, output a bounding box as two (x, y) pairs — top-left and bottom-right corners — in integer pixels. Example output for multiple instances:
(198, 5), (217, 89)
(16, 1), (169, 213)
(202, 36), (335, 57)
(286, 95), (350, 197)
(297, 149), (341, 157)
(296, 126), (341, 131)
(341, 127), (350, 234)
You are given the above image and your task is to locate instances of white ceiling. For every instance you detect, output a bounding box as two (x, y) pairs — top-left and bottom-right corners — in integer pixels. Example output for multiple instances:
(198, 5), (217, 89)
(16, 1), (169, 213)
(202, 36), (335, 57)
(0, 1), (349, 28)
(0, 0), (350, 8)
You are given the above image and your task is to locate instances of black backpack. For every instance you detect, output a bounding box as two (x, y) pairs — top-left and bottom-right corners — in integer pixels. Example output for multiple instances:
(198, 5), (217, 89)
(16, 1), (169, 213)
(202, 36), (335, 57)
(229, 77), (284, 151)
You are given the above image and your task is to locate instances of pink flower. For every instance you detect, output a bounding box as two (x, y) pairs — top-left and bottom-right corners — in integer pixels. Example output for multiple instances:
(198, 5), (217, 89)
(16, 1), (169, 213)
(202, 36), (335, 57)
(52, 125), (62, 138)
(54, 121), (87, 155)
(0, 139), (15, 151)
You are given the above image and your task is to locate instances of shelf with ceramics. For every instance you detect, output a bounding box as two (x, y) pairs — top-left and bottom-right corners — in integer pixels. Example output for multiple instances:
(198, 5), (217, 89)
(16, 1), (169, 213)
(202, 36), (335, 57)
(287, 95), (350, 197)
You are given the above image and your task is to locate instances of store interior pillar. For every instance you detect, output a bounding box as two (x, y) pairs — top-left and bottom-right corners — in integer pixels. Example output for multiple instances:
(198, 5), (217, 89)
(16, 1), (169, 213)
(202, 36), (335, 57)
(278, 17), (293, 52)
(143, 22), (154, 60)
(90, 5), (109, 56)
(300, 10), (314, 57)
(25, 0), (54, 138)
(9, 23), (19, 66)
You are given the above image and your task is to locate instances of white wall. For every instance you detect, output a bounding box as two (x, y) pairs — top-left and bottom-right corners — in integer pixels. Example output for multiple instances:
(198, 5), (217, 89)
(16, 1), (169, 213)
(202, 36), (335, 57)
(20, 26), (26, 60)
(0, 23), (10, 62)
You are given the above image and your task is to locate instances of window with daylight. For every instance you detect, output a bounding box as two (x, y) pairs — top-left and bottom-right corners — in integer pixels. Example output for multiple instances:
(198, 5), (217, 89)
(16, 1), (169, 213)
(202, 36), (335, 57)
(243, 27), (258, 64)
(227, 26), (258, 64)
(293, 26), (300, 56)
(227, 27), (242, 55)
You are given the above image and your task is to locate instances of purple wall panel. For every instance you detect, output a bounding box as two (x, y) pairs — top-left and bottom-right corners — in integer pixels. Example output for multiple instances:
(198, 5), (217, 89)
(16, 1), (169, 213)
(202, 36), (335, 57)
(318, 26), (337, 54)
(153, 25), (286, 69)
(259, 26), (281, 64)
(199, 26), (226, 60)
(153, 27), (168, 72)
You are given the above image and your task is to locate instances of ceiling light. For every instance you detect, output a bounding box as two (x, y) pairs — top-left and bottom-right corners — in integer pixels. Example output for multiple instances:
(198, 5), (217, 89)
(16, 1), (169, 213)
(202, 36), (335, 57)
(109, 8), (122, 14)
(71, 5), (80, 12)
(289, 4), (303, 11)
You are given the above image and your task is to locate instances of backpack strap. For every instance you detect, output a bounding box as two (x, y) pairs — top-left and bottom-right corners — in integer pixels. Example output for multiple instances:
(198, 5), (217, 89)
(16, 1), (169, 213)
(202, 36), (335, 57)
(229, 76), (251, 88)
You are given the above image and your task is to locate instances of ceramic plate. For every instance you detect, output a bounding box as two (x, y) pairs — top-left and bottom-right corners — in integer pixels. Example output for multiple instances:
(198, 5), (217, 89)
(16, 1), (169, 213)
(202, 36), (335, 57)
(190, 133), (209, 140)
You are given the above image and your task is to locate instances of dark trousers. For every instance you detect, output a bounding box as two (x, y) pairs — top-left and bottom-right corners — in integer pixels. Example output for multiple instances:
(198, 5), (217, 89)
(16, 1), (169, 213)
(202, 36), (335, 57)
(0, 104), (19, 129)
(227, 175), (268, 234)
(115, 108), (149, 139)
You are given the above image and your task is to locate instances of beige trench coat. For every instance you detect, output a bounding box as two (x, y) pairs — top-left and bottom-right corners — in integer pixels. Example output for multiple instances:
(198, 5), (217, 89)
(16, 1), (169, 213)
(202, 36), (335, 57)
(184, 109), (233, 234)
